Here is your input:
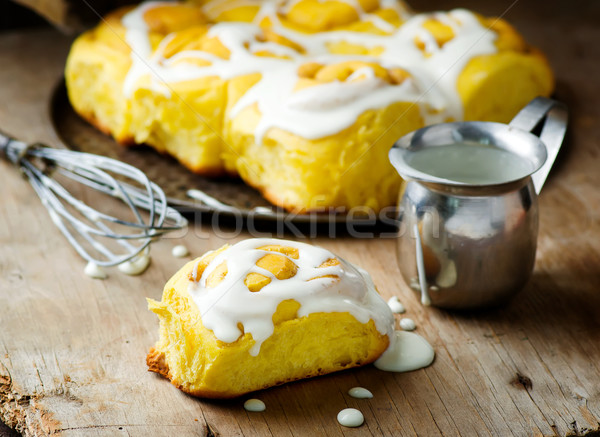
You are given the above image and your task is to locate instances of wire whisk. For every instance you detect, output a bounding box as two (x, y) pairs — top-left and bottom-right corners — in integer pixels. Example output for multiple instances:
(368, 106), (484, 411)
(1, 131), (187, 267)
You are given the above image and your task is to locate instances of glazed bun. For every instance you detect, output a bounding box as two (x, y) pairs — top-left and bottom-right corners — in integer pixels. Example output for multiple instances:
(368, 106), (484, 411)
(65, 0), (553, 212)
(147, 238), (394, 398)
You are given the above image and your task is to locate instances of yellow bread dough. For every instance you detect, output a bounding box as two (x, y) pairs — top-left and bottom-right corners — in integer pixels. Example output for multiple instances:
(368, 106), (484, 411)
(129, 25), (231, 175)
(65, 0), (554, 211)
(223, 72), (422, 211)
(65, 7), (135, 144)
(147, 239), (393, 398)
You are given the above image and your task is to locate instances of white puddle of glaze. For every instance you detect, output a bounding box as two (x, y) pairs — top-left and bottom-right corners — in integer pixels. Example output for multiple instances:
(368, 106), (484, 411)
(374, 330), (435, 372)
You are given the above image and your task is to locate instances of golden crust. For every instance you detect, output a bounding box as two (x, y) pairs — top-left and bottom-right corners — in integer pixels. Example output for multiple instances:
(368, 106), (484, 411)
(146, 345), (377, 400)
(146, 347), (170, 379)
(77, 109), (136, 146)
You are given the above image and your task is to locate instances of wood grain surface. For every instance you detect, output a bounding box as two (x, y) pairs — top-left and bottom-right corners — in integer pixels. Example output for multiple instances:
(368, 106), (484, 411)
(1, 1), (600, 435)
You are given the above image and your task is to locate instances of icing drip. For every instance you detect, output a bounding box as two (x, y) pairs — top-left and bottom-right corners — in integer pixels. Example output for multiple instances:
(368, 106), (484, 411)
(348, 387), (373, 399)
(188, 238), (395, 356)
(118, 250), (151, 275)
(387, 296), (405, 313)
(122, 2), (175, 97)
(120, 1), (498, 142)
(244, 399), (266, 411)
(399, 317), (416, 331)
(84, 262), (107, 279)
(337, 408), (365, 427)
(172, 244), (190, 258)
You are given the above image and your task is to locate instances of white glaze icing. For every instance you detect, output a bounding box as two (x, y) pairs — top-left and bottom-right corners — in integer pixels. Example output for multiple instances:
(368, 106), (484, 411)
(422, 212), (457, 289)
(188, 238), (395, 356)
(414, 223), (432, 306)
(348, 387), (373, 399)
(84, 261), (107, 279)
(120, 1), (498, 142)
(374, 330), (434, 372)
(244, 398), (266, 412)
(172, 244), (190, 258)
(337, 408), (364, 427)
(387, 296), (405, 313)
(203, 0), (264, 19)
(409, 277), (420, 291)
(399, 317), (416, 331)
(118, 250), (151, 275)
(122, 2), (173, 97)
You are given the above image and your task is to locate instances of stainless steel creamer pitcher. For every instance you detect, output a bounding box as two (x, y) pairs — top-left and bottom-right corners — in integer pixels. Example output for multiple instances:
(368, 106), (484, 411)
(389, 97), (567, 309)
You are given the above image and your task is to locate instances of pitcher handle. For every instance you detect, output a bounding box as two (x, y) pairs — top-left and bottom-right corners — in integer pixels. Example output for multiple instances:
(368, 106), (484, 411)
(509, 97), (568, 194)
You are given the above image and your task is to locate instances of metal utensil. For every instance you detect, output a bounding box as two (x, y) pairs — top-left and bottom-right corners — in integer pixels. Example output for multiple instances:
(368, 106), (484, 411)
(389, 97), (567, 309)
(0, 132), (187, 267)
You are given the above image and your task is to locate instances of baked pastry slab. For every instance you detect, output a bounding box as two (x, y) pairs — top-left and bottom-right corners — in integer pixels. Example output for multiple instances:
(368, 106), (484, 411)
(66, 0), (554, 212)
(147, 239), (394, 398)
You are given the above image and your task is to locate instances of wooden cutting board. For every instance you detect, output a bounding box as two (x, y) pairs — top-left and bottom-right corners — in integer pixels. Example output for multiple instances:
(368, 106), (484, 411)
(1, 1), (599, 435)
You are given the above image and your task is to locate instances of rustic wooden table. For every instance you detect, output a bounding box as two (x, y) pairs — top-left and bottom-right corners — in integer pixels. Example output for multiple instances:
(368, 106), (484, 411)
(1, 1), (599, 436)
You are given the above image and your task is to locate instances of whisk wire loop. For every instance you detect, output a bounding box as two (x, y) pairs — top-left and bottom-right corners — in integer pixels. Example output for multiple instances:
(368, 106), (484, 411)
(1, 132), (187, 267)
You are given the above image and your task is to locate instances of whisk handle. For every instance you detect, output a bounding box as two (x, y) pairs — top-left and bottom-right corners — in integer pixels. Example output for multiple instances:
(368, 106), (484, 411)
(0, 131), (38, 165)
(0, 131), (11, 155)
